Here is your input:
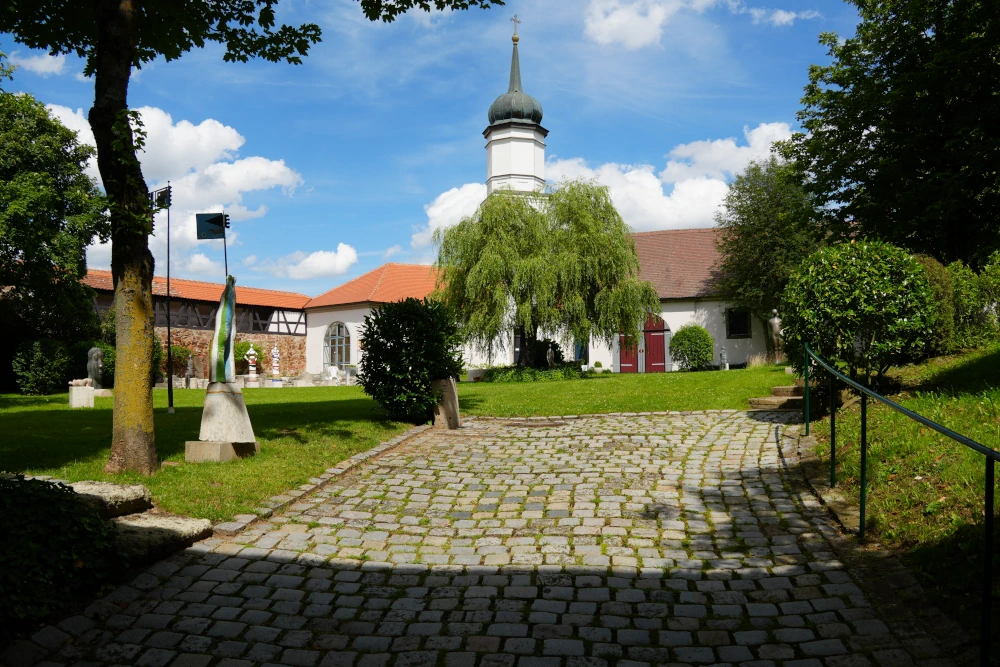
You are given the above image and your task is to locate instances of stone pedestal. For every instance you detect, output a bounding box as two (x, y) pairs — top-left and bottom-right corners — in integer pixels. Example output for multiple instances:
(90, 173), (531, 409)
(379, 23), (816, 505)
(431, 377), (461, 429)
(245, 380), (260, 388)
(185, 382), (258, 462)
(69, 386), (95, 408)
(94, 389), (113, 398)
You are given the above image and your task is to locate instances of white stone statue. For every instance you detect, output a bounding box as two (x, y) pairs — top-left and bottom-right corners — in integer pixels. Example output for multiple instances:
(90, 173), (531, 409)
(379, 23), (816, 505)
(244, 343), (258, 379)
(270, 342), (281, 377)
(768, 309), (783, 353)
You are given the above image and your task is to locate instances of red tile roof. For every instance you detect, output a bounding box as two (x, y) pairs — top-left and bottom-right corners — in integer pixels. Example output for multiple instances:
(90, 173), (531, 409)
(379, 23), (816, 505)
(632, 228), (723, 300)
(306, 263), (439, 309)
(83, 269), (311, 310)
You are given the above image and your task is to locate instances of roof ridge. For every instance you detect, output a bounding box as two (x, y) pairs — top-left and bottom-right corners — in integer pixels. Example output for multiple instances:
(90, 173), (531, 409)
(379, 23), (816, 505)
(632, 227), (719, 235)
(368, 264), (390, 299)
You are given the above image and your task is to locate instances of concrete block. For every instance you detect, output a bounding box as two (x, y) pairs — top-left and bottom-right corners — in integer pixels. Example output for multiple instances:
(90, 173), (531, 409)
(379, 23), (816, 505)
(93, 388), (113, 398)
(70, 481), (153, 517)
(113, 510), (213, 562)
(69, 385), (95, 408)
(431, 377), (461, 430)
(185, 440), (260, 463)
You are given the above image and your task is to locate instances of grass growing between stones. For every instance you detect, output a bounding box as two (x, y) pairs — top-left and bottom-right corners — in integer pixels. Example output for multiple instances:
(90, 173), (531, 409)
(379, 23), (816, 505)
(458, 365), (791, 416)
(0, 387), (408, 524)
(808, 344), (1000, 651)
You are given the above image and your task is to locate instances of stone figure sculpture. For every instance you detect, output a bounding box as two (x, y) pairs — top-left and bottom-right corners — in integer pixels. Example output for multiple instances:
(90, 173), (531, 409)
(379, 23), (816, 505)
(720, 346), (729, 371)
(86, 347), (104, 389)
(270, 343), (281, 378)
(210, 276), (237, 383)
(546, 344), (555, 369)
(768, 309), (783, 353)
(244, 343), (258, 379)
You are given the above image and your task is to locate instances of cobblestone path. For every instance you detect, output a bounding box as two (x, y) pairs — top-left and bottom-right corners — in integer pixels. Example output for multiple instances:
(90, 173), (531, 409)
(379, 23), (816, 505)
(15, 412), (951, 667)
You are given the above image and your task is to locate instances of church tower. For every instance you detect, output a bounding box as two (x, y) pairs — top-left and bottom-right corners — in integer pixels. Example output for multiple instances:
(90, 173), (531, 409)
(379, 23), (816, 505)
(484, 19), (547, 195)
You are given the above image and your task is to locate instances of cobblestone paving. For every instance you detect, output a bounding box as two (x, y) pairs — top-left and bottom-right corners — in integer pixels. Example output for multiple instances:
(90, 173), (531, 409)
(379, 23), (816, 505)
(14, 411), (953, 667)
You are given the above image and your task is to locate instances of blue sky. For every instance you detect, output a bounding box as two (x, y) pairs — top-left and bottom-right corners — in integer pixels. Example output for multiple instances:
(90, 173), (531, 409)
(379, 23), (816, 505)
(2, 0), (859, 297)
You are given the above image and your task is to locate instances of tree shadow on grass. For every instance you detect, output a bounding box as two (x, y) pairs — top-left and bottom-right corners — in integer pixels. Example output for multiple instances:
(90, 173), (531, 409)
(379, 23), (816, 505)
(918, 347), (1000, 396)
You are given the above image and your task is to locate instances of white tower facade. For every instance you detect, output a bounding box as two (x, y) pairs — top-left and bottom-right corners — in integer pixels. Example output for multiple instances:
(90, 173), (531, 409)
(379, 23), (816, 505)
(484, 31), (547, 195)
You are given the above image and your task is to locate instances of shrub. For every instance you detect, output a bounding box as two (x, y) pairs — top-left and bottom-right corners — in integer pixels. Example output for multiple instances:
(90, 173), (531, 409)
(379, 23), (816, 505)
(163, 345), (192, 378)
(234, 340), (255, 375)
(358, 298), (464, 423)
(593, 361), (603, 368)
(782, 241), (935, 379)
(480, 363), (583, 383)
(914, 255), (955, 355)
(12, 340), (70, 395)
(948, 260), (990, 349)
(0, 476), (125, 636)
(670, 324), (715, 370)
(97, 310), (163, 384)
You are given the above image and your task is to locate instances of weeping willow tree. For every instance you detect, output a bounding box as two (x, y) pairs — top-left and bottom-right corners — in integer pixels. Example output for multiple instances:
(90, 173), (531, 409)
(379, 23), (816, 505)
(435, 180), (659, 366)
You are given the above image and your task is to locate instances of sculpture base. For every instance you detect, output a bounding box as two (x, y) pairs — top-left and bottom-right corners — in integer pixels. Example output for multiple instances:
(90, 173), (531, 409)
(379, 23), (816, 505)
(431, 378), (461, 430)
(69, 386), (95, 409)
(186, 382), (258, 462)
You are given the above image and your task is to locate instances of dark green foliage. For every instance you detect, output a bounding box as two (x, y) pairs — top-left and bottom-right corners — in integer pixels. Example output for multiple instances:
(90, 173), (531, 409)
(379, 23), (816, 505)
(358, 298), (464, 423)
(12, 340), (70, 395)
(97, 309), (161, 384)
(96, 342), (116, 388)
(164, 345), (192, 378)
(789, 0), (1000, 266)
(0, 475), (124, 638)
(151, 336), (163, 382)
(524, 339), (564, 369)
(670, 325), (715, 371)
(913, 255), (955, 355)
(948, 258), (999, 350)
(715, 156), (822, 337)
(436, 182), (659, 367)
(480, 364), (582, 383)
(782, 241), (935, 379)
(234, 340), (257, 375)
(0, 85), (105, 390)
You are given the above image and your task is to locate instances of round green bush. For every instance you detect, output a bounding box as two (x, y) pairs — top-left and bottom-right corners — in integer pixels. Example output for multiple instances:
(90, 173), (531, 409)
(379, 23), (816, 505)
(163, 345), (192, 378)
(358, 298), (464, 423)
(669, 324), (715, 370)
(913, 255), (955, 355)
(782, 241), (935, 377)
(0, 476), (125, 635)
(12, 340), (70, 395)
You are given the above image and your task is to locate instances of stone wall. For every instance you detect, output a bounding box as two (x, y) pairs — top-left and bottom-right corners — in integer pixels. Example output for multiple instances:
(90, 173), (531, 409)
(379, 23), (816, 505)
(154, 328), (306, 378)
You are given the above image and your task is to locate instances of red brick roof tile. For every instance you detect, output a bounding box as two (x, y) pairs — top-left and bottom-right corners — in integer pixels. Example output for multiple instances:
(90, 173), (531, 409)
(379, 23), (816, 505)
(83, 269), (311, 310)
(632, 228), (723, 300)
(305, 263), (439, 309)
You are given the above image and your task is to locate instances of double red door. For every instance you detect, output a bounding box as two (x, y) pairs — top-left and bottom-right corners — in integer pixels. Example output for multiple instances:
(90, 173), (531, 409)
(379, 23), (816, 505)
(619, 314), (666, 373)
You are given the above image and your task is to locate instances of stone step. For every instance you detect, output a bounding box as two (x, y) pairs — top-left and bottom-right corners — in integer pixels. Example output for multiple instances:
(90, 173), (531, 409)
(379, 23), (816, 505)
(771, 385), (804, 397)
(113, 510), (213, 563)
(70, 480), (153, 518)
(749, 395), (804, 410)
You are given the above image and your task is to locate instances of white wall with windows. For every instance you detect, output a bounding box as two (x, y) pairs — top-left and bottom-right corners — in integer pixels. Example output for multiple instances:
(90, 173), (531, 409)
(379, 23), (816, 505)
(305, 305), (373, 376)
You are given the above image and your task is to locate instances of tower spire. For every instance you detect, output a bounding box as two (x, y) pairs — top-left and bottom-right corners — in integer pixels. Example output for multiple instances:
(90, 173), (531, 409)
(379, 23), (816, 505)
(508, 14), (522, 93)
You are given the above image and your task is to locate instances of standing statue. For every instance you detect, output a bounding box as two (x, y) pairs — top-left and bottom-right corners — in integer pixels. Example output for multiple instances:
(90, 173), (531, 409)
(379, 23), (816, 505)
(270, 342), (281, 378)
(545, 344), (555, 369)
(720, 346), (729, 371)
(86, 347), (104, 389)
(768, 309), (783, 353)
(244, 343), (259, 379)
(210, 275), (237, 383)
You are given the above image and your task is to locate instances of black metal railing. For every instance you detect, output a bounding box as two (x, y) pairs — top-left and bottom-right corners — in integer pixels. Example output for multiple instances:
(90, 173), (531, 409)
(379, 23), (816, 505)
(802, 343), (997, 666)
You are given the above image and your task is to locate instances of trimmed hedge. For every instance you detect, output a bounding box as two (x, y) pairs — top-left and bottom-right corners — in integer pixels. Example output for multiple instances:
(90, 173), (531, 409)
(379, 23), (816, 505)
(670, 324), (715, 371)
(914, 255), (955, 355)
(480, 363), (583, 383)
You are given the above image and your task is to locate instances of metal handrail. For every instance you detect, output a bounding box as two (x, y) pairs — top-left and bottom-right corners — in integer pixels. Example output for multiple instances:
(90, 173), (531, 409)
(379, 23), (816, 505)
(802, 343), (996, 667)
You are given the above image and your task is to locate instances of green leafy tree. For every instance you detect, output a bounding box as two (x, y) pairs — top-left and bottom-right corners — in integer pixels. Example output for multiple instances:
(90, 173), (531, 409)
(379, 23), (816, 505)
(782, 241), (935, 380)
(0, 0), (500, 474)
(789, 0), (1000, 266)
(358, 298), (464, 423)
(714, 155), (821, 347)
(436, 181), (660, 367)
(913, 255), (955, 355)
(0, 60), (106, 389)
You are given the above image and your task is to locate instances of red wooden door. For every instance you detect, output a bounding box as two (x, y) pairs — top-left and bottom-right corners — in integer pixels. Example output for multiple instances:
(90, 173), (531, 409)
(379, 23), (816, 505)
(619, 334), (638, 373)
(644, 314), (666, 373)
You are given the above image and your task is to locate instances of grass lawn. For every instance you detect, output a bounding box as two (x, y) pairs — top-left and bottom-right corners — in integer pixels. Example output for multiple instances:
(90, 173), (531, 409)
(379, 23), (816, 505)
(1, 365), (790, 523)
(0, 387), (408, 523)
(459, 365), (792, 416)
(808, 344), (1000, 650)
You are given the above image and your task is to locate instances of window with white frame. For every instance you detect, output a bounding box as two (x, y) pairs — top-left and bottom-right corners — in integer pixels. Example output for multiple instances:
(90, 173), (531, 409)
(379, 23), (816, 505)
(324, 322), (351, 370)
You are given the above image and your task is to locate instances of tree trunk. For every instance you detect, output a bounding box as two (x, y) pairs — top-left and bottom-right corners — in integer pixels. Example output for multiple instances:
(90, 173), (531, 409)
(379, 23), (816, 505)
(90, 0), (158, 475)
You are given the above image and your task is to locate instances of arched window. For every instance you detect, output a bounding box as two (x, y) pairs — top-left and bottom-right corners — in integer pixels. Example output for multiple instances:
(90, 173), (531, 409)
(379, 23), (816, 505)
(324, 322), (350, 370)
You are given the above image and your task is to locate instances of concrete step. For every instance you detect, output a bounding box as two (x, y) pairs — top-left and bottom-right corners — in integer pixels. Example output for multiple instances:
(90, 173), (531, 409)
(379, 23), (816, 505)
(113, 510), (213, 563)
(749, 396), (804, 410)
(771, 385), (804, 397)
(70, 480), (153, 518)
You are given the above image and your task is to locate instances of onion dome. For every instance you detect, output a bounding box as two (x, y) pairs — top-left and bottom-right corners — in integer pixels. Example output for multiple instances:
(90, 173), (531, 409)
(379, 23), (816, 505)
(487, 34), (544, 126)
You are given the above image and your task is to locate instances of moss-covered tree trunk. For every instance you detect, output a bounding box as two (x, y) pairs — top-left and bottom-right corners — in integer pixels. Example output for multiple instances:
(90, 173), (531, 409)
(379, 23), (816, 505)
(89, 0), (158, 475)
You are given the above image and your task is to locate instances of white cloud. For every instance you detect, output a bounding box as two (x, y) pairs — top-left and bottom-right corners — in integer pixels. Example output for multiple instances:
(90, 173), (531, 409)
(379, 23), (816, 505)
(50, 104), (304, 278)
(584, 0), (821, 49)
(383, 245), (402, 259)
(254, 244), (359, 280)
(244, 255), (258, 266)
(10, 51), (66, 77)
(184, 253), (223, 276)
(410, 183), (486, 249)
(546, 120), (793, 230)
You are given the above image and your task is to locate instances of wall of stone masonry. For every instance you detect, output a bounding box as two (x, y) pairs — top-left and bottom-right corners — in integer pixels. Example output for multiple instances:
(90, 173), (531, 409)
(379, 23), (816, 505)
(154, 327), (306, 379)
